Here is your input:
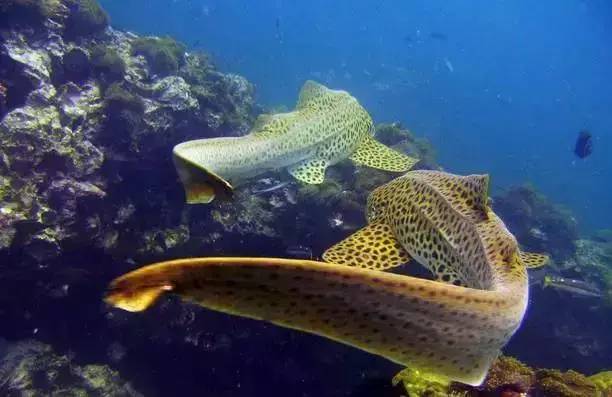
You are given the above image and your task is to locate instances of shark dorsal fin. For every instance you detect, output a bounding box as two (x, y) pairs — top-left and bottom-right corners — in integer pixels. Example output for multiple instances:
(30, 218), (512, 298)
(322, 222), (411, 270)
(409, 171), (490, 221)
(296, 80), (332, 110)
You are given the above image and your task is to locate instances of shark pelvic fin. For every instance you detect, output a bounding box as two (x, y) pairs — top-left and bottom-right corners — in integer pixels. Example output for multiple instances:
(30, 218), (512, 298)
(173, 151), (233, 204)
(288, 158), (329, 184)
(323, 222), (411, 270)
(350, 136), (419, 172)
(519, 251), (550, 268)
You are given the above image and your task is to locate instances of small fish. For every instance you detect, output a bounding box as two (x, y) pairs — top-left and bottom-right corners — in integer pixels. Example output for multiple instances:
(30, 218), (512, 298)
(444, 58), (454, 73)
(574, 130), (593, 159)
(430, 32), (448, 41)
(275, 16), (284, 44)
(285, 245), (313, 259)
(252, 181), (290, 194)
(543, 275), (602, 298)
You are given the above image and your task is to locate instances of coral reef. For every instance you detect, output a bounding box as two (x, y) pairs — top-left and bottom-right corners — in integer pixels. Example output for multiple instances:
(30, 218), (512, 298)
(394, 356), (612, 397)
(64, 0), (109, 38)
(375, 122), (437, 170)
(131, 36), (186, 76)
(493, 184), (578, 261)
(0, 0), (255, 261)
(89, 44), (126, 82)
(0, 338), (141, 396)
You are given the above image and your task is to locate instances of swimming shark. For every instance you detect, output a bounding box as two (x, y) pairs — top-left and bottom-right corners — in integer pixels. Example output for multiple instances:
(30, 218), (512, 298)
(105, 170), (548, 386)
(173, 80), (418, 204)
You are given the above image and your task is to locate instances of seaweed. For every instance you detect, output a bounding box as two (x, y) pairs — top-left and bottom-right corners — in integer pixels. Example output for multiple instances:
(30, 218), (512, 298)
(64, 0), (109, 38)
(102, 82), (145, 141)
(0, 0), (61, 26)
(90, 44), (126, 83)
(132, 36), (186, 76)
(535, 369), (598, 397)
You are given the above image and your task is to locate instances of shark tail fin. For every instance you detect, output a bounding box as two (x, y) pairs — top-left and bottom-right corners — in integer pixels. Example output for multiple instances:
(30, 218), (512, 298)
(172, 149), (233, 204)
(105, 263), (177, 312)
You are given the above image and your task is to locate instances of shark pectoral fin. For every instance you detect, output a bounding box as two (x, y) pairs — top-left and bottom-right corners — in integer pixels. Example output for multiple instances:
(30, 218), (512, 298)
(172, 150), (233, 204)
(288, 159), (329, 184)
(519, 251), (550, 268)
(350, 136), (419, 172)
(322, 222), (411, 270)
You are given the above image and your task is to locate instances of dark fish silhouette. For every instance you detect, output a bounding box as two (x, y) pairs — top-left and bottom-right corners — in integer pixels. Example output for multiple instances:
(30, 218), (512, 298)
(430, 32), (448, 41)
(574, 130), (593, 159)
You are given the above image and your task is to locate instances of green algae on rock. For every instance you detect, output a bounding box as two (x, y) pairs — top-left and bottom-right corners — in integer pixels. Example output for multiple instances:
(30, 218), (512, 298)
(0, 339), (142, 396)
(132, 36), (187, 76)
(90, 44), (126, 82)
(64, 0), (109, 38)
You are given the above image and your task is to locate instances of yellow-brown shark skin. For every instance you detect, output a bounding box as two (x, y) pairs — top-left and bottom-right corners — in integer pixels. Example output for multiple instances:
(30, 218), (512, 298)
(173, 80), (418, 203)
(106, 257), (515, 386)
(105, 170), (534, 386)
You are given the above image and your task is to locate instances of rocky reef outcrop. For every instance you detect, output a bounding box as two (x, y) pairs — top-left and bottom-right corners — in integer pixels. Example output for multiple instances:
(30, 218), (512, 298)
(0, 0), (255, 263)
(493, 184), (578, 261)
(394, 355), (612, 397)
(0, 338), (142, 396)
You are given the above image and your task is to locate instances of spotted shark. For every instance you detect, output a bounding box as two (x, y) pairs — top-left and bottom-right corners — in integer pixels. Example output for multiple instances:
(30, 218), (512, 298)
(105, 170), (548, 386)
(173, 80), (418, 204)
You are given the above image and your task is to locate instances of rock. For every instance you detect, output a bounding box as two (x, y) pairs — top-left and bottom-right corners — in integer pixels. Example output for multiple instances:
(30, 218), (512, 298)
(0, 339), (142, 396)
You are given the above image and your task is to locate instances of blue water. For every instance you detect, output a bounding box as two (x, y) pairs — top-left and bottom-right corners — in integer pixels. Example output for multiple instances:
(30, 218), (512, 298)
(101, 0), (612, 231)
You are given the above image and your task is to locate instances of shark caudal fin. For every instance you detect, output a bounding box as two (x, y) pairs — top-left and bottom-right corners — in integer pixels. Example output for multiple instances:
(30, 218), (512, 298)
(106, 257), (507, 386)
(105, 264), (177, 312)
(172, 146), (233, 204)
(350, 135), (419, 172)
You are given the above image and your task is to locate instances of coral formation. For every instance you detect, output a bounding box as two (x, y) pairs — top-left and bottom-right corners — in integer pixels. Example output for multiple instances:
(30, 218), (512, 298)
(132, 36), (186, 76)
(0, 0), (61, 25)
(0, 0), (255, 261)
(0, 338), (142, 396)
(90, 44), (126, 82)
(64, 0), (109, 38)
(394, 356), (612, 397)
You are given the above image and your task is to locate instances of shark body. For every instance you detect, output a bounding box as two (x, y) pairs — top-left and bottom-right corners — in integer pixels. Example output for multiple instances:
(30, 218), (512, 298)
(105, 170), (548, 386)
(173, 80), (418, 203)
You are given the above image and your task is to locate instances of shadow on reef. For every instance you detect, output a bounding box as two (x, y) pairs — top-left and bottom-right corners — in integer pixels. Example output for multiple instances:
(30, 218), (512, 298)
(1, 0), (612, 396)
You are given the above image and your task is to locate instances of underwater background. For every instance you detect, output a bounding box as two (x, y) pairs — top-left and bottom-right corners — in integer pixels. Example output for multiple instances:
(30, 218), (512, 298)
(0, 0), (611, 396)
(101, 0), (612, 231)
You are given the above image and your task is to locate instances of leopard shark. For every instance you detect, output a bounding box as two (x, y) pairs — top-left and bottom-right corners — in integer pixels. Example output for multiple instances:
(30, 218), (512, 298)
(173, 80), (418, 203)
(105, 170), (548, 386)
